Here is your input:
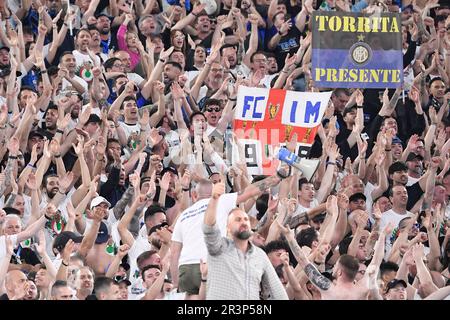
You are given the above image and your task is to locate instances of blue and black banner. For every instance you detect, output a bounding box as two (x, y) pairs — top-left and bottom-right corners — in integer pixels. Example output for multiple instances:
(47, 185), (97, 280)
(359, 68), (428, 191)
(312, 12), (403, 89)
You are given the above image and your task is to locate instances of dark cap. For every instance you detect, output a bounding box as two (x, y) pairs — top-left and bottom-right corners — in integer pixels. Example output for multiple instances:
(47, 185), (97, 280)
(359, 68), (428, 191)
(85, 114), (102, 125)
(95, 221), (109, 244)
(28, 128), (53, 140)
(53, 231), (83, 252)
(148, 222), (169, 236)
(161, 166), (178, 177)
(385, 279), (407, 293)
(392, 136), (403, 145)
(349, 192), (367, 203)
(0, 46), (10, 52)
(95, 13), (113, 20)
(388, 161), (408, 175)
(406, 152), (424, 162)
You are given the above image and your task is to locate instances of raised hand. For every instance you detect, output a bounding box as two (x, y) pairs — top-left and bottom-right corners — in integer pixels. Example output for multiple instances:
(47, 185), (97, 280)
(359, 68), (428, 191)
(59, 171), (74, 192)
(117, 244), (130, 258)
(180, 170), (191, 190)
(61, 239), (75, 262)
(35, 230), (47, 257)
(159, 172), (171, 191)
(26, 173), (38, 191)
(159, 46), (175, 61)
(139, 108), (150, 128)
(56, 113), (71, 131)
(49, 139), (61, 156)
(129, 171), (141, 191)
(212, 178), (225, 200)
(72, 135), (85, 155)
(7, 136), (20, 156)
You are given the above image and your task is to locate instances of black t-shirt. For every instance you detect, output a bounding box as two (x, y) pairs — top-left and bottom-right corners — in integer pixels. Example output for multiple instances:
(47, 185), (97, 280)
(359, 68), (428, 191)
(382, 182), (424, 211)
(0, 293), (9, 300)
(272, 27), (302, 69)
(193, 33), (214, 53)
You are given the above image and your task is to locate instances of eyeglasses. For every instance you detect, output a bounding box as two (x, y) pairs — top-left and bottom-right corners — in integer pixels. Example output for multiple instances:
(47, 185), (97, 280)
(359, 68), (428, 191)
(113, 63), (123, 68)
(206, 107), (221, 112)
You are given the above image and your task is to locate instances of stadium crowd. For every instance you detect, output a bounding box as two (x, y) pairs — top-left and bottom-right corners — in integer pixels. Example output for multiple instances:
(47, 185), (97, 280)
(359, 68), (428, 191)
(0, 0), (449, 300)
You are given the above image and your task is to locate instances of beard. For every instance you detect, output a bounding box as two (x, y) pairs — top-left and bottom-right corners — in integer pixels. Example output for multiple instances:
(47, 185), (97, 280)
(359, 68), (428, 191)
(235, 230), (252, 240)
(47, 188), (59, 199)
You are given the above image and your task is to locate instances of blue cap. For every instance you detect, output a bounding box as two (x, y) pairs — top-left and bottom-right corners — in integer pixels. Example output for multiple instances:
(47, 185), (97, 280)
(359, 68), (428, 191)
(392, 136), (403, 145)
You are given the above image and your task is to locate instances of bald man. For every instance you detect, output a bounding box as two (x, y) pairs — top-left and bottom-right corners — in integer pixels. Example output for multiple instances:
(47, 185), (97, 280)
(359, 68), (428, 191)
(1, 270), (28, 300)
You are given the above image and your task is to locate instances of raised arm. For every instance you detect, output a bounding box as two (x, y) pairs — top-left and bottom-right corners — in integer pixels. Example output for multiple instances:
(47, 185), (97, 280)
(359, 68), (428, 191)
(279, 223), (332, 291)
(117, 188), (146, 248)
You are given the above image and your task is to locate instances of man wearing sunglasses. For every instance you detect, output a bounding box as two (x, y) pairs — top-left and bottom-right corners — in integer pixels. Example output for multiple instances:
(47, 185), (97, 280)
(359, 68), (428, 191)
(203, 98), (223, 136)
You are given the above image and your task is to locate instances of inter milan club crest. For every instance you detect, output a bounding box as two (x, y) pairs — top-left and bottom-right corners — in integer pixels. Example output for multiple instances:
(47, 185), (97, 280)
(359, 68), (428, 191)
(349, 34), (372, 66)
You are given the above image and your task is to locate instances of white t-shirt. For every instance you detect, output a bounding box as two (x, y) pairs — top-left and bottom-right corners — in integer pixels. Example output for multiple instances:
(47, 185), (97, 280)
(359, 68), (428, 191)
(72, 50), (101, 70)
(407, 175), (420, 187)
(380, 208), (414, 258)
(119, 122), (141, 141)
(293, 199), (319, 218)
(62, 76), (89, 93)
(171, 193), (238, 266)
(128, 237), (152, 286)
(0, 234), (18, 260)
(127, 73), (145, 87)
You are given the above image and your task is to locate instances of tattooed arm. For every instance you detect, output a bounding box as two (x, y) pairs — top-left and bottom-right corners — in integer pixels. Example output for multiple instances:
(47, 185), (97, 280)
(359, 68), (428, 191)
(236, 175), (282, 204)
(281, 223), (333, 291)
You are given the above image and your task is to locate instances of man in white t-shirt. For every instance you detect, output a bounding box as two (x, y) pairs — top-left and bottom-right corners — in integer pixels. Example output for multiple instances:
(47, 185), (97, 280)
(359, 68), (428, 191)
(170, 173), (283, 299)
(118, 96), (140, 141)
(380, 185), (414, 257)
(0, 214), (47, 262)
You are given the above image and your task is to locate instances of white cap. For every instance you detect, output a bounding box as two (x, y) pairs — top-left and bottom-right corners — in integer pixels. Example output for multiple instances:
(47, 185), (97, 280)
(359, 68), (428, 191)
(90, 196), (111, 210)
(199, 0), (217, 15)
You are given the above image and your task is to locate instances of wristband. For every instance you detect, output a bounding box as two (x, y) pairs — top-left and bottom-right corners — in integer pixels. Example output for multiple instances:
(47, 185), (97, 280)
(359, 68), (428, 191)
(357, 106), (363, 109)
(8, 155), (17, 160)
(56, 129), (64, 134)
(54, 154), (61, 158)
(278, 30), (282, 36)
(62, 261), (69, 267)
(40, 70), (47, 74)
(8, 123), (15, 128)
(326, 161), (336, 166)
(182, 187), (190, 192)
(45, 214), (52, 220)
(229, 97), (237, 101)
(385, 148), (391, 152)
(27, 163), (36, 169)
(201, 278), (207, 282)
(192, 12), (198, 17)
(159, 58), (166, 63)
